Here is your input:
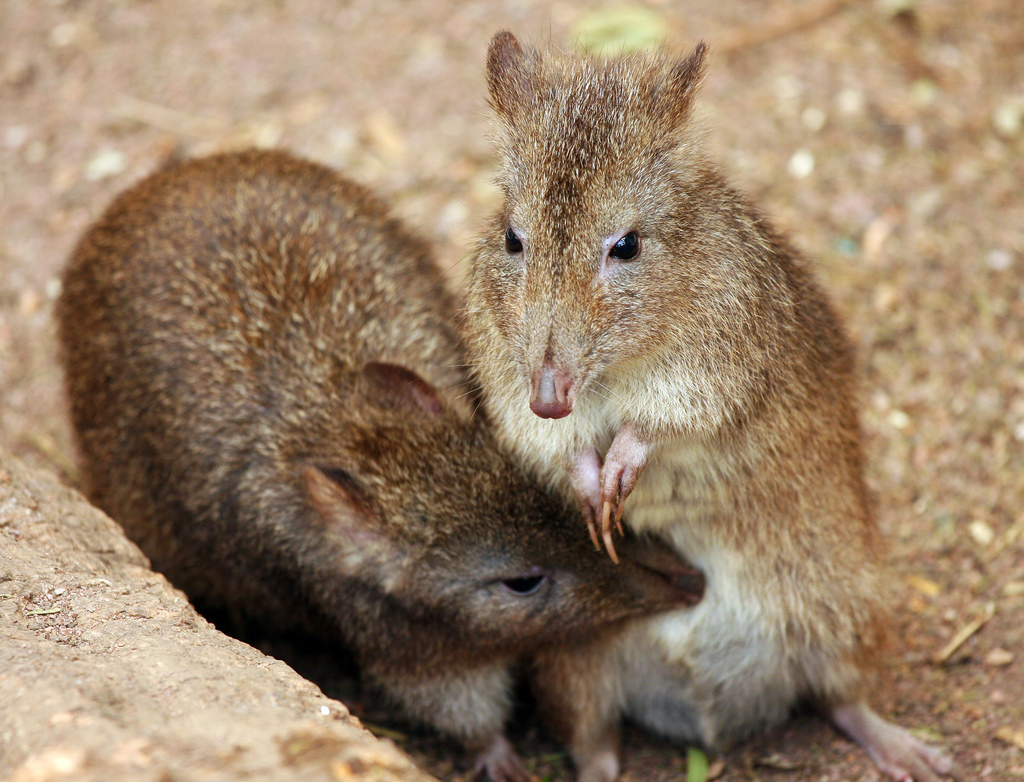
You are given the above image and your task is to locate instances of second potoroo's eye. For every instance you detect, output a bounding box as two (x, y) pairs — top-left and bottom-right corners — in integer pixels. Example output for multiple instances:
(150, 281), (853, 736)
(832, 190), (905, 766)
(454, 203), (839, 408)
(501, 573), (546, 595)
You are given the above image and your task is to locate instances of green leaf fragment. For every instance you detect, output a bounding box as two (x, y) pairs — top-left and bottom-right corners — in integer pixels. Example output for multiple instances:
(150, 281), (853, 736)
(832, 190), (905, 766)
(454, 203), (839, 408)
(686, 746), (709, 782)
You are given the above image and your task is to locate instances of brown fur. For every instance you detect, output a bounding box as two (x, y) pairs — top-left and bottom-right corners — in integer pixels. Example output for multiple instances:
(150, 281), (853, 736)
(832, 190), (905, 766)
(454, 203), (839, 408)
(463, 32), (951, 782)
(56, 149), (704, 781)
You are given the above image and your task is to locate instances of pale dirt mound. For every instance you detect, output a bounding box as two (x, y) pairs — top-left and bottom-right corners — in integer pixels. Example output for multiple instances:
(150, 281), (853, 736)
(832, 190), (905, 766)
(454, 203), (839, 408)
(0, 446), (435, 782)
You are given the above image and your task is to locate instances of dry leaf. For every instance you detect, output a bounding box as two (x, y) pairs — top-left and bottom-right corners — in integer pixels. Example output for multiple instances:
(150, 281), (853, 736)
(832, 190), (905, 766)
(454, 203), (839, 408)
(907, 574), (941, 597)
(996, 727), (1024, 752)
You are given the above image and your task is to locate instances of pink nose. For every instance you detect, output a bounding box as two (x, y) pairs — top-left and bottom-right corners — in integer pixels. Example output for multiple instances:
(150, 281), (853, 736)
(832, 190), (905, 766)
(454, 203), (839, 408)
(530, 365), (574, 419)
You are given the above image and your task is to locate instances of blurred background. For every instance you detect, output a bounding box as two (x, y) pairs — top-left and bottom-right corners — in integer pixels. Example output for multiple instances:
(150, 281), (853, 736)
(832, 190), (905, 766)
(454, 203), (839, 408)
(1, 0), (1022, 779)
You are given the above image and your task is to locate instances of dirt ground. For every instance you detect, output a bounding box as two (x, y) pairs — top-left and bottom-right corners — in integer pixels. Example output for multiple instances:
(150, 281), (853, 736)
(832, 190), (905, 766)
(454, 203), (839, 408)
(1, 0), (1022, 780)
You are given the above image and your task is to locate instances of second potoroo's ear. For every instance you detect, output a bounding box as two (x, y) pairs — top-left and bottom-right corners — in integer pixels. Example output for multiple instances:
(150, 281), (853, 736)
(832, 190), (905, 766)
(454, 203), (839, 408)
(486, 30), (536, 126)
(303, 464), (402, 577)
(362, 361), (444, 417)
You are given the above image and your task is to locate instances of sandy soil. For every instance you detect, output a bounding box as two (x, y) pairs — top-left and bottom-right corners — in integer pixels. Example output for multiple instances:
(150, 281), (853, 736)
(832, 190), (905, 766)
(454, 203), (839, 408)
(1, 0), (1022, 780)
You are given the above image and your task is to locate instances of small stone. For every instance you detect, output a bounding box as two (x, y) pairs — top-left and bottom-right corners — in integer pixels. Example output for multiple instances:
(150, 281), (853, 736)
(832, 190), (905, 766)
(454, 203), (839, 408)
(787, 149), (814, 179)
(993, 98), (1024, 139)
(801, 107), (827, 132)
(911, 79), (939, 106)
(85, 148), (127, 181)
(986, 248), (1013, 271)
(50, 21), (85, 49)
(985, 648), (1013, 667)
(836, 88), (864, 116)
(968, 519), (995, 547)
(887, 409), (910, 430)
(45, 277), (62, 300)
(4, 126), (29, 149)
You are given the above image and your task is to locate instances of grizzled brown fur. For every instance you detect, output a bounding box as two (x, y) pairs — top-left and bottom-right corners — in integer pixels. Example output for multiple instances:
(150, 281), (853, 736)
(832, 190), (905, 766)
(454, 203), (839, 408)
(463, 32), (951, 782)
(57, 149), (701, 782)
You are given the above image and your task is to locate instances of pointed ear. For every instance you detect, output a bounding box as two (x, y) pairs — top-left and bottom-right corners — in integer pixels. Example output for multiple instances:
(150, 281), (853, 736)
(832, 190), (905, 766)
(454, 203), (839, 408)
(362, 362), (444, 417)
(660, 41), (709, 126)
(487, 30), (534, 125)
(303, 465), (400, 575)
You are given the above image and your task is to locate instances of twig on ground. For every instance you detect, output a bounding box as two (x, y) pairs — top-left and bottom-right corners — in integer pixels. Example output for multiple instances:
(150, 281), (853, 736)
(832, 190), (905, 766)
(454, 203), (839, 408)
(715, 0), (862, 54)
(931, 601), (996, 664)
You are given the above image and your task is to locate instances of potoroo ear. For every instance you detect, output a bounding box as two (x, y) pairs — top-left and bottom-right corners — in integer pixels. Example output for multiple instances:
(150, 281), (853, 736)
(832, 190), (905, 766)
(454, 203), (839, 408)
(303, 464), (403, 579)
(486, 30), (537, 126)
(362, 361), (444, 417)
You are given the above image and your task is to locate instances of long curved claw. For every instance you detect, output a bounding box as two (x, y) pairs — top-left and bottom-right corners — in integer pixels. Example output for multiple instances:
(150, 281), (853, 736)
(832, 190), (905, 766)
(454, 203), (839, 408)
(584, 506), (602, 550)
(601, 500), (620, 563)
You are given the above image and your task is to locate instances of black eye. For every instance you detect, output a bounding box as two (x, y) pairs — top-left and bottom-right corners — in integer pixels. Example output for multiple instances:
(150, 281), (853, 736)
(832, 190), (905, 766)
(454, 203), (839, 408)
(505, 227), (523, 254)
(501, 573), (547, 595)
(610, 232), (641, 261)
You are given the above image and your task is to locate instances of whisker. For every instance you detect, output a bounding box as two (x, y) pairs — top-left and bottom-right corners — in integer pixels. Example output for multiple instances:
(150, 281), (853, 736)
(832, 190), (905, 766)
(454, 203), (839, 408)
(592, 379), (626, 407)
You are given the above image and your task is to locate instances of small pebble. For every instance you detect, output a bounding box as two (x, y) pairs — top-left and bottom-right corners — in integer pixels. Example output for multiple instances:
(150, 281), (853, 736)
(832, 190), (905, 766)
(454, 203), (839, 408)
(911, 79), (939, 106)
(968, 519), (995, 547)
(50, 21), (83, 49)
(887, 409), (910, 430)
(801, 107), (827, 132)
(787, 149), (814, 179)
(4, 126), (28, 150)
(836, 87), (864, 116)
(993, 98), (1024, 139)
(985, 648), (1013, 667)
(85, 148), (127, 181)
(986, 248), (1012, 271)
(320, 705), (331, 716)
